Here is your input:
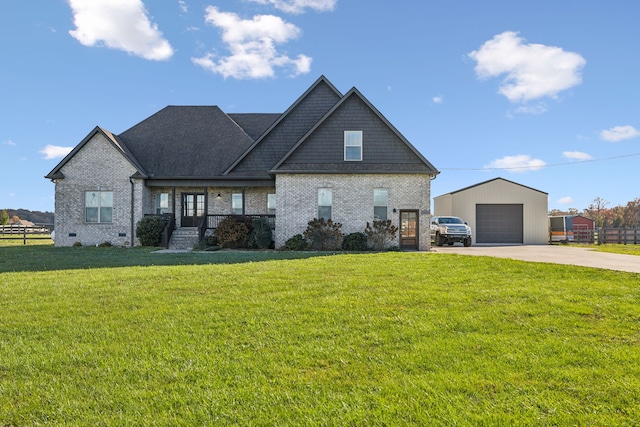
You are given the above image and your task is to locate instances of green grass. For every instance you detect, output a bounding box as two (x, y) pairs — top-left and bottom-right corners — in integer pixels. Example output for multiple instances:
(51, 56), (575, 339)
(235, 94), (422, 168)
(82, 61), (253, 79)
(1, 244), (639, 425)
(591, 243), (640, 256)
(0, 234), (53, 246)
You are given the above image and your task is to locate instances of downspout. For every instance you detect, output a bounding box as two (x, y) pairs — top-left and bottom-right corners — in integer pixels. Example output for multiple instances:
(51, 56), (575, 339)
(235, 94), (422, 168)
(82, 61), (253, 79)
(130, 178), (135, 247)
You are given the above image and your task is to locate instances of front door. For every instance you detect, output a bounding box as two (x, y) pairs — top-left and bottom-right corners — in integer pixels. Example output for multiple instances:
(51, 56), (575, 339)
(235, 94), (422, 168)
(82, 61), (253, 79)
(400, 210), (419, 250)
(181, 193), (205, 227)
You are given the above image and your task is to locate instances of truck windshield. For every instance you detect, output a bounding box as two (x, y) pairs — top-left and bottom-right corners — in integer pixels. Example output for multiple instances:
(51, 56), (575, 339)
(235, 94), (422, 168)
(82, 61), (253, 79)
(440, 217), (464, 224)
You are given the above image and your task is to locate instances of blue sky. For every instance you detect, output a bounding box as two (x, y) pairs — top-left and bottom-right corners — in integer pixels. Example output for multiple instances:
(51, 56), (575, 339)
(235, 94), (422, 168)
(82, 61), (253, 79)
(2, 0), (639, 214)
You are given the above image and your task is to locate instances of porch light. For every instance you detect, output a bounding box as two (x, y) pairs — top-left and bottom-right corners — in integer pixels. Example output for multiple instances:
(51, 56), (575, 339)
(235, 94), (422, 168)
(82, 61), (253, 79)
(216, 193), (222, 200)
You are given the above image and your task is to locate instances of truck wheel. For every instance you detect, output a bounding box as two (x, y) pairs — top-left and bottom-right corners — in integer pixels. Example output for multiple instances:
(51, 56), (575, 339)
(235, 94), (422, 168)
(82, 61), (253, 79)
(463, 237), (472, 247)
(436, 233), (445, 246)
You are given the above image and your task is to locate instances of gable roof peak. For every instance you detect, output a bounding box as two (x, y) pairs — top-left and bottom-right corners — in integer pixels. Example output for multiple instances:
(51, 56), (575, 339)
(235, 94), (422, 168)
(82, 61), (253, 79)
(223, 75), (343, 175)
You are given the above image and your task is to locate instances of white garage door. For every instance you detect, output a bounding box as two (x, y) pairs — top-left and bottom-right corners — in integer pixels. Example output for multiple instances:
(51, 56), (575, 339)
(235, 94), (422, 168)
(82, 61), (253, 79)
(476, 204), (523, 243)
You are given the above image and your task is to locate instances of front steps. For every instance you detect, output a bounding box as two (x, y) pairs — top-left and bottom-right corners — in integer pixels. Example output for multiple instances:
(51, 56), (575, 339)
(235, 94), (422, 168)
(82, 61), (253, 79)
(168, 227), (199, 250)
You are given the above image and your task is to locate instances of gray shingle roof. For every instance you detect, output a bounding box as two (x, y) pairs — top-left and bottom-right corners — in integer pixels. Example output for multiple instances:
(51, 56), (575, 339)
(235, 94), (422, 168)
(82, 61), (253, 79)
(228, 113), (281, 140)
(118, 106), (257, 178)
(46, 76), (439, 183)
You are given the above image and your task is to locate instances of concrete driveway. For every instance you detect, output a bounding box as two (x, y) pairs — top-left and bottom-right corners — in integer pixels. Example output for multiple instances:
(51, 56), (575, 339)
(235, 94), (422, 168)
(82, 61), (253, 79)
(430, 244), (640, 273)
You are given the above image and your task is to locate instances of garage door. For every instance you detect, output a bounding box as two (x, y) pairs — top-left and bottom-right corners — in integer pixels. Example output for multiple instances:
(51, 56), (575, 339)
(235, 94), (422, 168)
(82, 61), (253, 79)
(476, 204), (523, 243)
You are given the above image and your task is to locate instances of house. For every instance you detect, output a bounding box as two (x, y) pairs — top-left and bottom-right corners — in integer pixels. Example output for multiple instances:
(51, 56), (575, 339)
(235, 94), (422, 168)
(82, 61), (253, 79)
(46, 76), (439, 250)
(433, 177), (548, 244)
(7, 216), (35, 227)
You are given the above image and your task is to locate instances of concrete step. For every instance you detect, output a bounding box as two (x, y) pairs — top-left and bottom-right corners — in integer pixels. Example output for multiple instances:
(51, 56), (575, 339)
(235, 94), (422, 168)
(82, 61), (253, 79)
(168, 228), (200, 250)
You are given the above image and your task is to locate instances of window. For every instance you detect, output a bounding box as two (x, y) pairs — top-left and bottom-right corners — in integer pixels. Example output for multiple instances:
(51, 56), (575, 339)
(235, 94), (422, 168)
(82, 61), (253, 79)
(373, 188), (388, 221)
(232, 193), (243, 215)
(318, 188), (332, 221)
(156, 193), (169, 214)
(344, 131), (362, 161)
(267, 194), (276, 215)
(85, 191), (113, 223)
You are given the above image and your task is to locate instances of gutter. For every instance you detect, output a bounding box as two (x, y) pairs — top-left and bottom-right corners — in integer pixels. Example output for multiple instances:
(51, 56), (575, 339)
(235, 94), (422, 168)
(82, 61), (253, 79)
(129, 178), (135, 247)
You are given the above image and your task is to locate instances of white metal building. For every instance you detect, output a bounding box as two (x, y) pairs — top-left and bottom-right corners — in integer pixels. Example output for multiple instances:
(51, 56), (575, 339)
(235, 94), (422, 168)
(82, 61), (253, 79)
(433, 178), (548, 245)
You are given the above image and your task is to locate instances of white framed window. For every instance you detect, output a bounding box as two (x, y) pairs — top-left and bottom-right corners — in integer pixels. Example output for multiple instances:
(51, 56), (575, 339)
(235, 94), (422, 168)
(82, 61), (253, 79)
(267, 194), (276, 215)
(318, 188), (332, 221)
(373, 188), (388, 221)
(344, 130), (362, 161)
(85, 191), (113, 223)
(232, 193), (243, 215)
(156, 193), (169, 215)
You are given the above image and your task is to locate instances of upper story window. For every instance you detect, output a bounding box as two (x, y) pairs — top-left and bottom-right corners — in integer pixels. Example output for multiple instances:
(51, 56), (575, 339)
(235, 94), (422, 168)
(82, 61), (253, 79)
(85, 191), (113, 223)
(156, 193), (169, 215)
(344, 131), (362, 161)
(318, 188), (332, 221)
(373, 188), (388, 221)
(267, 194), (276, 215)
(232, 193), (243, 215)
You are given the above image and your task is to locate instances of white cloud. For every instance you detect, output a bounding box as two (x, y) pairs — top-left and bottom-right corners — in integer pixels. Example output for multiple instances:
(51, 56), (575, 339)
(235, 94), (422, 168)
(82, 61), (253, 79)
(557, 196), (574, 204)
(514, 103), (547, 115)
(468, 31), (586, 103)
(248, 0), (336, 14)
(67, 0), (174, 61)
(192, 7), (312, 79)
(600, 125), (640, 142)
(432, 96), (443, 104)
(40, 145), (73, 160)
(3, 140), (16, 146)
(562, 151), (593, 161)
(484, 154), (546, 173)
(178, 0), (188, 14)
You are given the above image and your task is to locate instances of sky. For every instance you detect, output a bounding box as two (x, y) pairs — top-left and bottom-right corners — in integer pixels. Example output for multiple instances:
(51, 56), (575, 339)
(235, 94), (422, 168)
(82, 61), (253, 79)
(1, 0), (639, 214)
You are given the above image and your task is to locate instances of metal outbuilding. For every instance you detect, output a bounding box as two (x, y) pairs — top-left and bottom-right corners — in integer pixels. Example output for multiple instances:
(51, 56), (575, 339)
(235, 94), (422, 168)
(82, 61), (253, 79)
(433, 177), (548, 245)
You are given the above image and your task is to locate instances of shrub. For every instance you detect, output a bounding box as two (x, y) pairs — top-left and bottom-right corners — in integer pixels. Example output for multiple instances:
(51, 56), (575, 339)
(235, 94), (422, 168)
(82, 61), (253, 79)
(365, 219), (399, 251)
(249, 217), (273, 249)
(98, 241), (112, 247)
(342, 232), (369, 251)
(136, 216), (166, 247)
(215, 217), (250, 248)
(282, 234), (307, 251)
(303, 218), (343, 251)
(72, 241), (82, 247)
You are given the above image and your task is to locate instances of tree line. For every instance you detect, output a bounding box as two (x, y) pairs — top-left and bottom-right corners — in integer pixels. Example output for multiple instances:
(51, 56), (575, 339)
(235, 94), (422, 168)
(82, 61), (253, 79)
(0, 209), (54, 225)
(549, 196), (640, 229)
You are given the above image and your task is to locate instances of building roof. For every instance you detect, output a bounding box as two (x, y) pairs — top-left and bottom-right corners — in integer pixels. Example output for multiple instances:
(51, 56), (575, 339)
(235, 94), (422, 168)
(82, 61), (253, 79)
(436, 177), (547, 198)
(46, 76), (438, 183)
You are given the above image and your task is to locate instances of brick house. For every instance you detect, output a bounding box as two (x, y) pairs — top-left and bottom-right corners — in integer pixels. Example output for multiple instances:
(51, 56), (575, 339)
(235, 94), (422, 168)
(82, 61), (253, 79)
(46, 76), (439, 250)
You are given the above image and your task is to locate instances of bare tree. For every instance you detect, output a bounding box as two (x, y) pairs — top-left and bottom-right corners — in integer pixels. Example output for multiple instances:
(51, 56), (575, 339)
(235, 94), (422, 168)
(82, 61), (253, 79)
(585, 197), (610, 228)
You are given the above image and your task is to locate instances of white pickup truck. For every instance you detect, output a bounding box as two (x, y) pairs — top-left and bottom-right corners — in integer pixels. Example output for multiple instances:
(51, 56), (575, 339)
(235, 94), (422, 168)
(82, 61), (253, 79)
(430, 216), (472, 247)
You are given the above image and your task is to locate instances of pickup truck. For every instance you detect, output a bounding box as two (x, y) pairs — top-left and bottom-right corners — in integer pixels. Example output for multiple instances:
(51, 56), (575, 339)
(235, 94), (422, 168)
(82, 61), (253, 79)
(430, 216), (472, 247)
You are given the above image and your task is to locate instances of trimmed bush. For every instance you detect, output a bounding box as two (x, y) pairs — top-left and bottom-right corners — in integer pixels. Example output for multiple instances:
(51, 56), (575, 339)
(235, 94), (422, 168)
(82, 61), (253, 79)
(365, 219), (399, 251)
(303, 218), (343, 251)
(136, 216), (166, 247)
(215, 217), (250, 248)
(342, 232), (369, 251)
(249, 217), (273, 249)
(282, 234), (307, 251)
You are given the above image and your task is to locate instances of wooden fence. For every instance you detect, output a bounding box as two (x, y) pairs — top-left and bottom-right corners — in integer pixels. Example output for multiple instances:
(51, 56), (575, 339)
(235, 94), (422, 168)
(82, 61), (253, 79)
(0, 224), (54, 244)
(599, 228), (640, 245)
(555, 228), (640, 245)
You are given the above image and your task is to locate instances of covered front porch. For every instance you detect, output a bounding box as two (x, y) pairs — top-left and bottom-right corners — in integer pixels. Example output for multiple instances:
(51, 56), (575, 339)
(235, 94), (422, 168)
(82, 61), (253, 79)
(143, 183), (276, 249)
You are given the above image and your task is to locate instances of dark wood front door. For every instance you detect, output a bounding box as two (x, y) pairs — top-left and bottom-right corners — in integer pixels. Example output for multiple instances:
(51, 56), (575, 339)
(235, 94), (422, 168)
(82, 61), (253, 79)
(181, 193), (205, 227)
(400, 210), (419, 250)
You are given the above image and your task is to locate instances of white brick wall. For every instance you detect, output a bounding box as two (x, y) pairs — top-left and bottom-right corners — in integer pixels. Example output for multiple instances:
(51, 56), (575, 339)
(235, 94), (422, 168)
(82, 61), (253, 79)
(275, 174), (432, 250)
(53, 133), (138, 247)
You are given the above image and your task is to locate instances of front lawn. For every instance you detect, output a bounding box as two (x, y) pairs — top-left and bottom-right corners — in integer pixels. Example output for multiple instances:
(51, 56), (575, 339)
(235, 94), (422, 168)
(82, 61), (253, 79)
(591, 243), (640, 256)
(1, 246), (639, 425)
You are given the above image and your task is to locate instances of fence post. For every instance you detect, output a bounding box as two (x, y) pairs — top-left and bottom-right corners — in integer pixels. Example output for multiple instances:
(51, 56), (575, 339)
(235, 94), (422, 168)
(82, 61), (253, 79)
(23, 228), (27, 245)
